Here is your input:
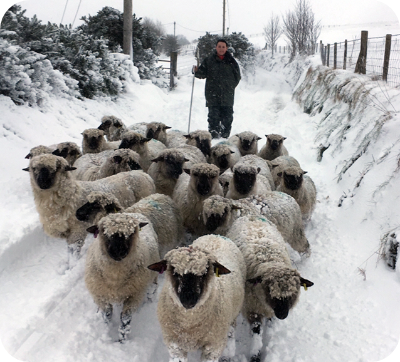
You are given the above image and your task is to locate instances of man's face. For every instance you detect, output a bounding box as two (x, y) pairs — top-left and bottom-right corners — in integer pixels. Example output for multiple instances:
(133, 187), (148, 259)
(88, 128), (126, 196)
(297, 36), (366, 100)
(216, 42), (227, 56)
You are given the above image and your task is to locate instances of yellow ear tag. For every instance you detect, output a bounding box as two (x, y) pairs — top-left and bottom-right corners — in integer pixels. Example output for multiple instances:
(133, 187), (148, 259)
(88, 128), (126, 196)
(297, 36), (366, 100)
(216, 267), (220, 277)
(114, 208), (118, 213)
(139, 228), (142, 231)
(303, 283), (308, 291)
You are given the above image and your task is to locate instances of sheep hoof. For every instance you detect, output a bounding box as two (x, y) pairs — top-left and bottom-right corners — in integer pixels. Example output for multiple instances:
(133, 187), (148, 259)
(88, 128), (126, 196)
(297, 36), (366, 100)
(102, 304), (113, 324)
(250, 351), (261, 362)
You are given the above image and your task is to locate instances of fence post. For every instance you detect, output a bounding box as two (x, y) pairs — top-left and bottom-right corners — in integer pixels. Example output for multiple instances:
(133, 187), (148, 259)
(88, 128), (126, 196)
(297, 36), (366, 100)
(334, 43), (337, 69)
(327, 44), (330, 67)
(355, 30), (368, 74)
(343, 40), (347, 70)
(170, 51), (178, 89)
(383, 34), (392, 82)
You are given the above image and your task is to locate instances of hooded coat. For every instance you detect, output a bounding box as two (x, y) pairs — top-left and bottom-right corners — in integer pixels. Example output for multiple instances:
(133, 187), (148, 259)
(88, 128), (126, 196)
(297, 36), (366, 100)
(195, 50), (241, 107)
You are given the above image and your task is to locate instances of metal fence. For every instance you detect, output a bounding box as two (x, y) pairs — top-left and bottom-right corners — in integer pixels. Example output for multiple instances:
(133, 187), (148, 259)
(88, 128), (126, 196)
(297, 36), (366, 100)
(322, 33), (400, 89)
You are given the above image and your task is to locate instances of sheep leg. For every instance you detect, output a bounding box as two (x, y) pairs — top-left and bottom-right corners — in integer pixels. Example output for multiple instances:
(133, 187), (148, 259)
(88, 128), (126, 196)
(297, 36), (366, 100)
(248, 314), (263, 362)
(118, 309), (132, 342)
(101, 303), (113, 324)
(167, 344), (188, 362)
(219, 324), (236, 362)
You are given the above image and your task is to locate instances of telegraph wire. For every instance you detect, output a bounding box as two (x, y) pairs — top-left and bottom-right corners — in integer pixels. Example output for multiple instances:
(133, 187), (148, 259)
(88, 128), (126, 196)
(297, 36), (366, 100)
(72, 0), (83, 27)
(60, 0), (69, 25)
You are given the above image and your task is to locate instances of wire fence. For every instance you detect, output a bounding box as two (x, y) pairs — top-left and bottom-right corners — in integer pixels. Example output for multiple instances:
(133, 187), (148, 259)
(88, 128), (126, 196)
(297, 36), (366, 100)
(322, 33), (400, 89)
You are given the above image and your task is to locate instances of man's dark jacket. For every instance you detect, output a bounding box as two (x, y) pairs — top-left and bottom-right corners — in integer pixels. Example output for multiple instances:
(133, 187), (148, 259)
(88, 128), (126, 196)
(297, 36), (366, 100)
(195, 50), (241, 107)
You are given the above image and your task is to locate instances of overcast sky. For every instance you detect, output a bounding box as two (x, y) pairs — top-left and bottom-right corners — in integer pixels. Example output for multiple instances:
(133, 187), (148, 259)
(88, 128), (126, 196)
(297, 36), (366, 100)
(0, 0), (399, 41)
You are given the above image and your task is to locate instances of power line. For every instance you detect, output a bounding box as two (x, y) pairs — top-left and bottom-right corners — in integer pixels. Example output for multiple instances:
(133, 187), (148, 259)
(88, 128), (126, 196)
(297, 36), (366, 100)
(175, 22), (220, 34)
(60, 0), (69, 24)
(72, 0), (83, 27)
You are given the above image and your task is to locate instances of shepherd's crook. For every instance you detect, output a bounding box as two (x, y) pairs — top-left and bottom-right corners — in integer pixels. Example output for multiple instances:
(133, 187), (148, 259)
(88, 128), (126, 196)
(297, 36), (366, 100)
(188, 48), (200, 134)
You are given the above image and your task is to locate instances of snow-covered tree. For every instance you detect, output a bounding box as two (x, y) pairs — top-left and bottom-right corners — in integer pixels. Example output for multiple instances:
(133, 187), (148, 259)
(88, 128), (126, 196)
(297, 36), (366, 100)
(264, 13), (283, 56)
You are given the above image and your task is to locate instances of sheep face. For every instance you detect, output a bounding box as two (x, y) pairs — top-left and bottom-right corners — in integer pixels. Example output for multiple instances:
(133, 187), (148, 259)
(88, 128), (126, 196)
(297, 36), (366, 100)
(188, 164), (220, 197)
(204, 207), (229, 232)
(119, 131), (149, 152)
(112, 149), (141, 172)
(76, 200), (120, 223)
(27, 154), (75, 190)
(52, 142), (82, 165)
(232, 166), (259, 195)
(202, 195), (232, 232)
(210, 145), (233, 170)
(279, 166), (306, 191)
(185, 132), (211, 157)
(266, 134), (286, 151)
(82, 129), (105, 151)
(249, 269), (313, 320)
(153, 152), (186, 179)
(146, 122), (171, 140)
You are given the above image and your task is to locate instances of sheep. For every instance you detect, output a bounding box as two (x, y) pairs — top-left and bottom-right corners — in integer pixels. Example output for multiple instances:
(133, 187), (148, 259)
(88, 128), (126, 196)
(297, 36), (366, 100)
(147, 234), (246, 362)
(226, 163), (272, 200)
(72, 149), (141, 181)
(268, 155), (301, 189)
(208, 142), (241, 173)
(25, 145), (55, 159)
(225, 215), (314, 362)
(71, 150), (115, 180)
(85, 212), (159, 342)
(172, 163), (223, 236)
(76, 192), (184, 258)
(51, 142), (82, 165)
(145, 122), (171, 145)
(235, 154), (275, 190)
(258, 134), (289, 161)
(228, 131), (262, 156)
(98, 115), (128, 142)
(81, 128), (120, 154)
(202, 194), (310, 254)
(218, 168), (233, 197)
(24, 154), (155, 258)
(166, 129), (212, 159)
(276, 166), (317, 221)
(118, 130), (167, 172)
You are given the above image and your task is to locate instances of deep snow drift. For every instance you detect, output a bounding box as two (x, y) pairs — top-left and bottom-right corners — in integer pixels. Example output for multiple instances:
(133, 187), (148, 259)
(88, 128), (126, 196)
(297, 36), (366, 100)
(1, 46), (400, 362)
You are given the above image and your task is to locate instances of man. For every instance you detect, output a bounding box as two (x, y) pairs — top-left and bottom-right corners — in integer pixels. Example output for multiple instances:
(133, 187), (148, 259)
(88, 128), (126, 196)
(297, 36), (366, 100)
(194, 39), (241, 139)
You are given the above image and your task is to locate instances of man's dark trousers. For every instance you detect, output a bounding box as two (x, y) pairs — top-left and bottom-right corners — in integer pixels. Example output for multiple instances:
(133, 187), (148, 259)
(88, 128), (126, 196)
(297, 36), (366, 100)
(207, 106), (234, 139)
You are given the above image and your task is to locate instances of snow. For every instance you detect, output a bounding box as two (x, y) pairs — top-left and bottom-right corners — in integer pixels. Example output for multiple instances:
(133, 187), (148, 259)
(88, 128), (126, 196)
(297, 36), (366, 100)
(2, 26), (400, 362)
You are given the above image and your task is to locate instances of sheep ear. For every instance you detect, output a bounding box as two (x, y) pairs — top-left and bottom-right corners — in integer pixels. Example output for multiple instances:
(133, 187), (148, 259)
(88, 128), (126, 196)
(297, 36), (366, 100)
(25, 153), (32, 159)
(184, 158), (190, 162)
(148, 260), (168, 274)
(300, 277), (314, 289)
(283, 137), (287, 140)
(257, 137), (262, 140)
(303, 171), (308, 175)
(183, 168), (191, 175)
(277, 172), (283, 177)
(183, 134), (190, 139)
(164, 126), (172, 130)
(265, 134), (268, 138)
(151, 156), (164, 163)
(141, 138), (151, 144)
(247, 276), (263, 286)
(138, 222), (148, 229)
(22, 167), (30, 172)
(87, 225), (99, 238)
(213, 261), (231, 276)
(257, 167), (261, 174)
(65, 166), (77, 171)
(230, 150), (235, 154)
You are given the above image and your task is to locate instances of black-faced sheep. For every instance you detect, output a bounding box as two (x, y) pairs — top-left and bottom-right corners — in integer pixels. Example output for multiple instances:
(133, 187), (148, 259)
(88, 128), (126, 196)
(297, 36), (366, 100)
(25, 145), (56, 159)
(208, 142), (241, 173)
(24, 154), (155, 258)
(276, 166), (317, 221)
(85, 212), (159, 341)
(148, 235), (246, 362)
(118, 130), (167, 172)
(258, 134), (289, 161)
(51, 142), (82, 166)
(98, 115), (127, 142)
(172, 163), (223, 236)
(145, 122), (171, 145)
(235, 154), (275, 190)
(228, 131), (262, 156)
(81, 128), (120, 154)
(72, 149), (141, 181)
(268, 155), (301, 189)
(202, 194), (310, 254)
(76, 192), (184, 258)
(226, 215), (313, 362)
(166, 129), (212, 159)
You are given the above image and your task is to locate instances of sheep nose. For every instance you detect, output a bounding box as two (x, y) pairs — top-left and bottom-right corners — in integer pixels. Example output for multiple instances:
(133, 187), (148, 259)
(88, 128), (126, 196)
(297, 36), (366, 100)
(37, 167), (53, 189)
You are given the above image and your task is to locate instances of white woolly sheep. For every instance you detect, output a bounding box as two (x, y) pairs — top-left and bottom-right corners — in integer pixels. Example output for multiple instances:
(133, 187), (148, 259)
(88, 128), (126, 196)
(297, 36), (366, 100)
(148, 234), (246, 362)
(51, 142), (82, 165)
(76, 192), (184, 258)
(85, 212), (159, 341)
(98, 115), (128, 142)
(24, 154), (155, 258)
(228, 131), (262, 156)
(72, 149), (141, 181)
(276, 166), (317, 221)
(118, 130), (167, 172)
(268, 155), (301, 189)
(226, 163), (271, 200)
(166, 129), (212, 159)
(202, 194), (310, 254)
(172, 163), (223, 236)
(258, 134), (289, 161)
(208, 142), (241, 173)
(235, 154), (275, 190)
(81, 128), (120, 154)
(226, 215), (313, 362)
(25, 145), (56, 159)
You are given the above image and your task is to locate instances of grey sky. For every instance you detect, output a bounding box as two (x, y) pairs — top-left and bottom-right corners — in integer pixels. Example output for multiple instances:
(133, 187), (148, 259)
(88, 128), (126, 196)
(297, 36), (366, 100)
(1, 0), (399, 41)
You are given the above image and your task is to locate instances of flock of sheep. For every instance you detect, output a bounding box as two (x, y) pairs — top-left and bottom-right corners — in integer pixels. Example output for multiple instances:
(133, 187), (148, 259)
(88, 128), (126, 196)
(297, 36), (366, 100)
(23, 115), (317, 362)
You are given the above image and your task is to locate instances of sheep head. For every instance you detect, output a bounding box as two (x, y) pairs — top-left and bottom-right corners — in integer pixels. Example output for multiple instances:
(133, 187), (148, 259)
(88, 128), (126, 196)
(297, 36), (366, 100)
(87, 213), (147, 262)
(184, 130), (211, 157)
(236, 132), (262, 152)
(26, 154), (76, 190)
(111, 149), (141, 172)
(232, 164), (260, 195)
(82, 129), (105, 151)
(266, 134), (286, 151)
(119, 131), (149, 152)
(76, 191), (122, 223)
(186, 163), (220, 197)
(151, 149), (188, 180)
(248, 267), (313, 320)
(148, 246), (230, 309)
(277, 166), (307, 191)
(146, 122), (171, 140)
(202, 195), (239, 232)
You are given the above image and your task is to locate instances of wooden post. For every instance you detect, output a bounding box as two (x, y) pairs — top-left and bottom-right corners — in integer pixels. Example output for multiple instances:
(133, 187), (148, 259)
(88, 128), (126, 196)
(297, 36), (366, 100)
(383, 34), (392, 82)
(170, 51), (178, 89)
(222, 0), (226, 36)
(355, 30), (368, 74)
(334, 43), (337, 69)
(343, 40), (347, 70)
(279, 46), (281, 53)
(123, 0), (133, 59)
(327, 44), (330, 67)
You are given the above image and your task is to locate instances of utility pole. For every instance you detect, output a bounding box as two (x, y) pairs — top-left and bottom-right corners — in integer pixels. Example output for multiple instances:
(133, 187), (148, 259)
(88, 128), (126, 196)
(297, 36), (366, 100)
(222, 0), (226, 37)
(123, 0), (133, 60)
(174, 21), (176, 37)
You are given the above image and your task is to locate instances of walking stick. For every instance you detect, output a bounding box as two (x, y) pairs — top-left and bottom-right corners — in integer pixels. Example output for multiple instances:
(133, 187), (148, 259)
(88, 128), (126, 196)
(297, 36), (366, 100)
(188, 47), (200, 134)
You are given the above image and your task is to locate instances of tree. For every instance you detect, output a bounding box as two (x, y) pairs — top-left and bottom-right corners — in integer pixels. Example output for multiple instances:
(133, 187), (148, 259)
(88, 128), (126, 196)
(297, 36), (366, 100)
(282, 0), (321, 59)
(264, 13), (283, 56)
(162, 34), (178, 54)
